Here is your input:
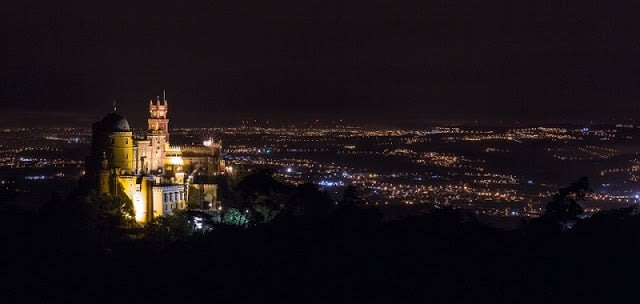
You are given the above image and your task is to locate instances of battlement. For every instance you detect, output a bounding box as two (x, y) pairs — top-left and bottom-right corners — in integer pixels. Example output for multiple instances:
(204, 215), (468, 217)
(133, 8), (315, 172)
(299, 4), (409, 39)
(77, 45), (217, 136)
(148, 92), (170, 137)
(181, 145), (219, 155)
(149, 96), (168, 118)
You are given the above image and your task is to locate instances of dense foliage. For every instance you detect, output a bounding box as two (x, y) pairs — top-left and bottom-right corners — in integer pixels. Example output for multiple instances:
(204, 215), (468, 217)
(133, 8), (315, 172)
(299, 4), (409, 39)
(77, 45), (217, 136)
(3, 175), (640, 303)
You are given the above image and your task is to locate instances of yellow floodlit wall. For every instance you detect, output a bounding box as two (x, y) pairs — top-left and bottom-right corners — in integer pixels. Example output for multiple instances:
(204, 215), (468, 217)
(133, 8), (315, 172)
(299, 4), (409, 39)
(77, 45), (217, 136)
(110, 131), (134, 172)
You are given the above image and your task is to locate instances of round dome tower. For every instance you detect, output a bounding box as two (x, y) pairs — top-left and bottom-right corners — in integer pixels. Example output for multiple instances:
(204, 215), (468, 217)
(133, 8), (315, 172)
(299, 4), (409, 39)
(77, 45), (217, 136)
(100, 112), (131, 132)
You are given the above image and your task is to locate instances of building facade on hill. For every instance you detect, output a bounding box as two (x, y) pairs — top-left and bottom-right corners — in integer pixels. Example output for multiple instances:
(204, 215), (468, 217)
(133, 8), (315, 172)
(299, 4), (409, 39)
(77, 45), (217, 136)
(86, 94), (224, 223)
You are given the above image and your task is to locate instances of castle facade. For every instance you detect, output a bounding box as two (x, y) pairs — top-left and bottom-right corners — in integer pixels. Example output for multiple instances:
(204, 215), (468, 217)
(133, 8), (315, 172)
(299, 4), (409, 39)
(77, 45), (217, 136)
(86, 94), (224, 223)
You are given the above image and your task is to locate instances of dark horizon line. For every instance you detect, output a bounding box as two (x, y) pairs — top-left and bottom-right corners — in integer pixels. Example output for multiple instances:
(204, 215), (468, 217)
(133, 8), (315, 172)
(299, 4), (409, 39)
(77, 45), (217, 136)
(0, 110), (637, 129)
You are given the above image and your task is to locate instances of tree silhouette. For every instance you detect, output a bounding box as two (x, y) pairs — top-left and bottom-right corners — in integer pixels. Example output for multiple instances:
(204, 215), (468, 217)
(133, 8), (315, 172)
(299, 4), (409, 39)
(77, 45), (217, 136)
(544, 177), (591, 223)
(144, 211), (193, 241)
(279, 183), (333, 221)
(229, 170), (293, 224)
(332, 185), (382, 232)
(341, 185), (364, 206)
(37, 189), (135, 250)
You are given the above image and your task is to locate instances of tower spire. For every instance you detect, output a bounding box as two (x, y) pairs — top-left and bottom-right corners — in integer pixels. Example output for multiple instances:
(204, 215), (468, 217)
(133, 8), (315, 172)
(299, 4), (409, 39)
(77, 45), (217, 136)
(112, 99), (117, 112)
(163, 89), (166, 101)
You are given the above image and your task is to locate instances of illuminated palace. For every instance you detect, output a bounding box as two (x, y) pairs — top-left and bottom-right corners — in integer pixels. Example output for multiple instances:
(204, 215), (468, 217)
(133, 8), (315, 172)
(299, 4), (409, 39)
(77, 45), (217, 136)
(86, 94), (224, 223)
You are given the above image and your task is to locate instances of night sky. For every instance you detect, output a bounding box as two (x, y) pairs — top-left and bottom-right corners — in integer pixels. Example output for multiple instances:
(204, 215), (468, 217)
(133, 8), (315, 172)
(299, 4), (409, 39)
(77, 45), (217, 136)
(2, 1), (640, 127)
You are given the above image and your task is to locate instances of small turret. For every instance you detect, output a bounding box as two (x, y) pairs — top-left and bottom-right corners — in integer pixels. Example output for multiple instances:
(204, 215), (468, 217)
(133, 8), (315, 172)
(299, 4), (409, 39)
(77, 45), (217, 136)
(99, 151), (110, 194)
(100, 151), (109, 170)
